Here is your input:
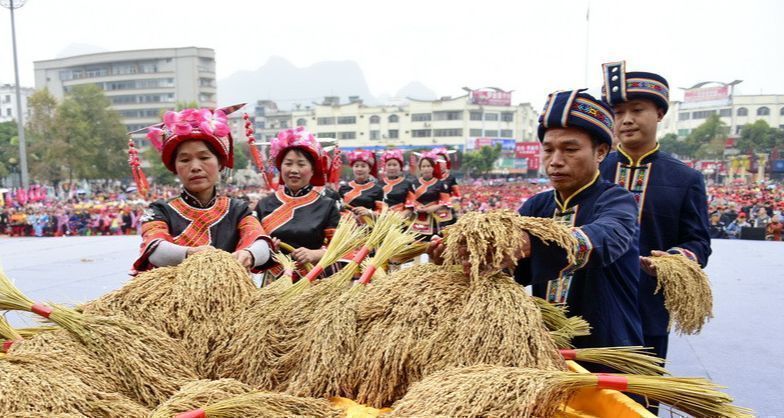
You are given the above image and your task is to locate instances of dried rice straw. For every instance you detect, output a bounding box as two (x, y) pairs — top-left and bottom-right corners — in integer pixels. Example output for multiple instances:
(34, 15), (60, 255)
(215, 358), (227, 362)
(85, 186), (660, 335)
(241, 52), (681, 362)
(172, 391), (342, 418)
(442, 210), (578, 281)
(211, 214), (366, 388)
(388, 240), (429, 264)
(532, 296), (592, 348)
(283, 225), (418, 398)
(0, 314), (23, 351)
(0, 268), (198, 407)
(418, 271), (565, 376)
(150, 379), (254, 418)
(560, 346), (669, 376)
(349, 263), (472, 407)
(391, 364), (753, 418)
(0, 353), (149, 417)
(649, 253), (714, 335)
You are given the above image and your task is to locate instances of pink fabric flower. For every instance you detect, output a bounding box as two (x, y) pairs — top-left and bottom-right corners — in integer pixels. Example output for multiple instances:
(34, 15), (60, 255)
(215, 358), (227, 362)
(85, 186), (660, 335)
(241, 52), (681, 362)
(198, 109), (230, 137)
(381, 149), (404, 164)
(163, 110), (193, 136)
(146, 127), (164, 151)
(347, 149), (375, 167)
(270, 127), (321, 161)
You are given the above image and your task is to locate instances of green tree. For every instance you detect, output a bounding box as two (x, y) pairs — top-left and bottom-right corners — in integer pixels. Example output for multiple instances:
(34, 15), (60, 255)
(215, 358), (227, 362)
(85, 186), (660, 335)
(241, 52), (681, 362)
(54, 84), (128, 181)
(734, 120), (784, 154)
(0, 121), (19, 178)
(462, 144), (502, 176)
(683, 114), (729, 159)
(659, 133), (695, 158)
(26, 88), (64, 183)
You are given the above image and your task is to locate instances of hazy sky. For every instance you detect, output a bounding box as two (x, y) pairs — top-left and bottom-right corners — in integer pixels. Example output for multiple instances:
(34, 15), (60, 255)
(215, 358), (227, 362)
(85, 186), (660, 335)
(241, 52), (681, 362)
(1, 0), (781, 108)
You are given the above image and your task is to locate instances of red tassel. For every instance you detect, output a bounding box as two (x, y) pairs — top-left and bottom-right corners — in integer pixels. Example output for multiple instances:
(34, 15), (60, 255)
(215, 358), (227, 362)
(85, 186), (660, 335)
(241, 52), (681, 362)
(245, 113), (277, 191)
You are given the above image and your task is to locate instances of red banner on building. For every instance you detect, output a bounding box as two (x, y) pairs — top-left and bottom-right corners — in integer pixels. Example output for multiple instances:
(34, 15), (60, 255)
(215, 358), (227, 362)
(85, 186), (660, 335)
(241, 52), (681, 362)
(515, 142), (541, 171)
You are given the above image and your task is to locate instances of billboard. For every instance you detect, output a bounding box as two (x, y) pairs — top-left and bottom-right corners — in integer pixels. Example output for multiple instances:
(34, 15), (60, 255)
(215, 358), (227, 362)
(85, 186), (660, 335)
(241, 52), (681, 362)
(469, 137), (516, 151)
(684, 85), (729, 103)
(470, 88), (512, 106)
(515, 142), (541, 171)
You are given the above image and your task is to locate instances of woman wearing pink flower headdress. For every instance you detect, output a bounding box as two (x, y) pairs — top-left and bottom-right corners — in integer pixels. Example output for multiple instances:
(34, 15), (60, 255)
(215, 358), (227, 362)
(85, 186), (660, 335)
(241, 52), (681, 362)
(338, 149), (384, 221)
(433, 147), (461, 227)
(378, 149), (413, 217)
(255, 127), (340, 277)
(131, 104), (274, 274)
(407, 151), (451, 239)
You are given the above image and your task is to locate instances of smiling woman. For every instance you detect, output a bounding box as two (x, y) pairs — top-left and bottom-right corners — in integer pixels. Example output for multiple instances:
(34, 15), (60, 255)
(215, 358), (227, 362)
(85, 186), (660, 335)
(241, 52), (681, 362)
(130, 105), (275, 274)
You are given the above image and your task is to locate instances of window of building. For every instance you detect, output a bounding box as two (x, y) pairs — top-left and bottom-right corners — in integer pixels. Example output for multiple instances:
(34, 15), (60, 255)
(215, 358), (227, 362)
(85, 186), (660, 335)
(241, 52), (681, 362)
(484, 113), (499, 121)
(484, 129), (499, 137)
(469, 128), (483, 137)
(140, 63), (158, 73)
(199, 78), (215, 87)
(388, 114), (399, 123)
(338, 132), (356, 140)
(319, 132), (337, 139)
(757, 106), (770, 116)
(317, 117), (335, 125)
(691, 110), (716, 119)
(388, 129), (399, 139)
(500, 129), (514, 138)
(337, 116), (357, 124)
(433, 111), (463, 121)
(470, 111), (483, 121)
(737, 107), (748, 116)
(411, 113), (432, 122)
(369, 115), (381, 124)
(3, 95), (9, 103)
(279, 120), (289, 129)
(434, 128), (463, 137)
(412, 129), (432, 137)
(501, 112), (514, 122)
(719, 108), (732, 117)
(296, 118), (307, 127)
(369, 130), (380, 140)
(736, 126), (743, 135)
(780, 107), (784, 116)
(678, 129), (690, 137)
(679, 112), (690, 121)
(5, 108), (11, 117)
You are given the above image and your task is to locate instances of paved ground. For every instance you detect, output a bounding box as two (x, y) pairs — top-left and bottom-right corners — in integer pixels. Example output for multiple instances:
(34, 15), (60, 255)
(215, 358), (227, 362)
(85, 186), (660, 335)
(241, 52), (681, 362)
(0, 236), (782, 416)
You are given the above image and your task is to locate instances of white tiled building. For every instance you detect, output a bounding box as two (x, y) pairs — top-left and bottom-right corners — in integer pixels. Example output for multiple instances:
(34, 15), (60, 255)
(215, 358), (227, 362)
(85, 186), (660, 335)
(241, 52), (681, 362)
(0, 83), (34, 123)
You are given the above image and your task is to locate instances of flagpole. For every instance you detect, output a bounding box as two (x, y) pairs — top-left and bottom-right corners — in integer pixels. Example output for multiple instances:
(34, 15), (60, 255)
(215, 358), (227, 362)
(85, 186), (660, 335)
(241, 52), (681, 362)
(584, 0), (590, 87)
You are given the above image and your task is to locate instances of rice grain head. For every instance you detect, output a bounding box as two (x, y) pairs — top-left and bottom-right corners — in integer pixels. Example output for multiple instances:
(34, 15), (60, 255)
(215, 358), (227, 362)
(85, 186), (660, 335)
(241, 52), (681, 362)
(150, 378), (254, 418)
(649, 254), (714, 335)
(185, 391), (343, 418)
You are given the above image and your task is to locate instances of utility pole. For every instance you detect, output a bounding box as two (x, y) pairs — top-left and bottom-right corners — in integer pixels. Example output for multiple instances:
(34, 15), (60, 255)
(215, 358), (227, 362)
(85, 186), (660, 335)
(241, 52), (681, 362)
(2, 0), (29, 188)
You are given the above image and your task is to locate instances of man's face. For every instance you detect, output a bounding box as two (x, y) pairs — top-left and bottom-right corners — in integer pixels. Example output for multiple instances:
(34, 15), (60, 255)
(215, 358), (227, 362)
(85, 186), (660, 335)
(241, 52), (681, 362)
(542, 127), (609, 197)
(613, 99), (663, 149)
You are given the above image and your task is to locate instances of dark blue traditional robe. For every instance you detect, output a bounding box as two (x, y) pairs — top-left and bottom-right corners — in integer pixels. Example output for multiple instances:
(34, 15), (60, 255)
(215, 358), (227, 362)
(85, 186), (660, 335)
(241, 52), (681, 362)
(515, 175), (644, 349)
(600, 146), (711, 344)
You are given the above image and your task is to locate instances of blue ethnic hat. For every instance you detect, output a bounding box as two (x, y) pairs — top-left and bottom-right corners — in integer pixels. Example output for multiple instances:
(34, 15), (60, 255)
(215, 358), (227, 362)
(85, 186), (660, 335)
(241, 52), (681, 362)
(537, 89), (614, 146)
(601, 60), (669, 114)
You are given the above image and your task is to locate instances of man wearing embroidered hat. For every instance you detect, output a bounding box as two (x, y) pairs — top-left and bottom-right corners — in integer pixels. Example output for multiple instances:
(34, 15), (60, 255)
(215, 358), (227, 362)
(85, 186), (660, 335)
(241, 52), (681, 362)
(255, 127), (340, 275)
(599, 61), (711, 363)
(339, 149), (385, 221)
(378, 149), (413, 217)
(132, 104), (274, 274)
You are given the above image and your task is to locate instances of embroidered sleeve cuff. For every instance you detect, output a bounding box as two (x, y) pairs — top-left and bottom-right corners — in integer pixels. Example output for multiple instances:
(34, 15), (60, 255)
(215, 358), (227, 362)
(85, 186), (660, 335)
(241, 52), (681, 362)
(667, 247), (698, 263)
(569, 227), (594, 271)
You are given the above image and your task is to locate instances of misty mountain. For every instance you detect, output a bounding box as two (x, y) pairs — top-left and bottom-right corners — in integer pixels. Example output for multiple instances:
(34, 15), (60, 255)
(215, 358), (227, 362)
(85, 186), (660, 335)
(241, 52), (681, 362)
(396, 81), (438, 101)
(218, 56), (378, 109)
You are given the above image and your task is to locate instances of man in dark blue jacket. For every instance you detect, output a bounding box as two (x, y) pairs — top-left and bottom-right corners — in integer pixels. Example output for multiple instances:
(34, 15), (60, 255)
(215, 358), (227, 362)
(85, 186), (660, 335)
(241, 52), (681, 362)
(599, 61), (712, 362)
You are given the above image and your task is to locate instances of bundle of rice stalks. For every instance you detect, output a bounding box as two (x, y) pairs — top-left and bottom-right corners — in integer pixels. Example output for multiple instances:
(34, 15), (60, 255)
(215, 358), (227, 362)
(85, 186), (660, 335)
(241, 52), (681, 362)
(649, 254), (714, 335)
(210, 214), (366, 388)
(532, 296), (592, 348)
(283, 226), (418, 398)
(348, 263), (472, 407)
(83, 250), (258, 376)
(559, 346), (669, 375)
(5, 329), (119, 393)
(0, 353), (149, 417)
(391, 364), (753, 418)
(442, 209), (578, 281)
(275, 241), (314, 271)
(0, 314), (22, 351)
(14, 325), (57, 337)
(150, 379), (254, 418)
(172, 391), (342, 418)
(0, 269), (198, 407)
(418, 271), (565, 376)
(388, 240), (429, 264)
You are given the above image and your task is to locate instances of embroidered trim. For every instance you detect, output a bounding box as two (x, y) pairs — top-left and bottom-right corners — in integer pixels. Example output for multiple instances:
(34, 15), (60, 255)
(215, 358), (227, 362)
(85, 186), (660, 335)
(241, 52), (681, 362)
(236, 215), (266, 251)
(169, 196), (231, 247)
(262, 189), (320, 234)
(571, 97), (614, 139)
(382, 176), (404, 195)
(343, 181), (375, 206)
(626, 77), (669, 102)
(569, 228), (594, 271)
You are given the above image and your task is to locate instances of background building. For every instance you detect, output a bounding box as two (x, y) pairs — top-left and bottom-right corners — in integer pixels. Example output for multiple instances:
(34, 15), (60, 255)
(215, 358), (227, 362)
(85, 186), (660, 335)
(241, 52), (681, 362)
(660, 81), (784, 138)
(0, 83), (34, 123)
(33, 47), (217, 139)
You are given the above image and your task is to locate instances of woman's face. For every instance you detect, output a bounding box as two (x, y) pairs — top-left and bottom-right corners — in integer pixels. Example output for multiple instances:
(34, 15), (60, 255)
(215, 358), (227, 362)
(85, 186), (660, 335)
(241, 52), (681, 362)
(353, 161), (371, 181)
(419, 159), (434, 179)
(280, 149), (314, 191)
(385, 159), (402, 178)
(174, 140), (220, 194)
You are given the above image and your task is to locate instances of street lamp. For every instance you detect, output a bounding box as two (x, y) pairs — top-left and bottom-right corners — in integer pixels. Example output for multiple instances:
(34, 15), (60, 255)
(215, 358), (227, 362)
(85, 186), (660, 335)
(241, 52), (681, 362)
(1, 0), (29, 189)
